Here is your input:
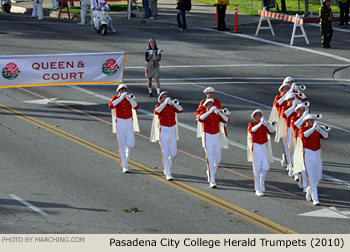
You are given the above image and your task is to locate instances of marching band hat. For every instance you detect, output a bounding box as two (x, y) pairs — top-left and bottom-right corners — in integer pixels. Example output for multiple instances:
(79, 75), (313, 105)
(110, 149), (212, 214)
(295, 103), (306, 111)
(203, 98), (214, 106)
(303, 114), (316, 122)
(158, 91), (168, 103)
(203, 87), (215, 94)
(283, 76), (294, 84)
(279, 82), (290, 91)
(251, 109), (263, 120)
(116, 84), (127, 92)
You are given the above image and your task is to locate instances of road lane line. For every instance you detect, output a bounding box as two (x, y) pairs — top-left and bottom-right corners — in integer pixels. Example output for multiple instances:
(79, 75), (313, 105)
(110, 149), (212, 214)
(9, 194), (48, 216)
(0, 103), (296, 234)
(125, 64), (349, 69)
(198, 27), (350, 64)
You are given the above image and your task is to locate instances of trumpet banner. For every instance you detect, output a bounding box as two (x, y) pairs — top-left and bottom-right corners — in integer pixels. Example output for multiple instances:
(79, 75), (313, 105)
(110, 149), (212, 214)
(0, 52), (126, 88)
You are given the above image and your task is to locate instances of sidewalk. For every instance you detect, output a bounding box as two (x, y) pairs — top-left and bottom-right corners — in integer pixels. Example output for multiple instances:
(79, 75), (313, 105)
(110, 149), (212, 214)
(9, 0), (261, 28)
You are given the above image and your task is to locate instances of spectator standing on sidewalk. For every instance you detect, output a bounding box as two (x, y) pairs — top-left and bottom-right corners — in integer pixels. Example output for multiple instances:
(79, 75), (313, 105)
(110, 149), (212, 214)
(145, 38), (162, 97)
(77, 0), (91, 25)
(215, 0), (229, 31)
(31, 0), (37, 18)
(176, 0), (191, 31)
(51, 0), (59, 10)
(319, 0), (333, 48)
(149, 0), (158, 19)
(338, 0), (349, 25)
(142, 0), (151, 18)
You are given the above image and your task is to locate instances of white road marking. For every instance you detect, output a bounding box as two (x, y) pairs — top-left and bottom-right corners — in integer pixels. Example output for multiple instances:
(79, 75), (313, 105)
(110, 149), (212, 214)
(198, 27), (350, 64)
(298, 206), (350, 219)
(307, 23), (350, 33)
(124, 76), (347, 81)
(22, 98), (98, 106)
(125, 63), (348, 69)
(323, 174), (350, 188)
(9, 194), (48, 216)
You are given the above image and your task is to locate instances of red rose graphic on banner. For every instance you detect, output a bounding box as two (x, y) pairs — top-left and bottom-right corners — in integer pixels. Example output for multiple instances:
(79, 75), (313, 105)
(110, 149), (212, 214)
(2, 62), (20, 80)
(102, 59), (119, 76)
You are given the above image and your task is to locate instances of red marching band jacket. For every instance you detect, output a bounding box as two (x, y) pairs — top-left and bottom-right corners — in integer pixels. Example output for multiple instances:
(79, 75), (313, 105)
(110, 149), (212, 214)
(199, 110), (227, 135)
(290, 113), (301, 139)
(248, 121), (273, 145)
(299, 125), (329, 151)
(154, 104), (184, 127)
(108, 95), (139, 119)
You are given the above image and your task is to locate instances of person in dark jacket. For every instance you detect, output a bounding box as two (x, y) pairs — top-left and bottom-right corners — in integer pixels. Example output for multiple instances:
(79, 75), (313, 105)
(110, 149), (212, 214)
(319, 0), (333, 48)
(176, 0), (191, 31)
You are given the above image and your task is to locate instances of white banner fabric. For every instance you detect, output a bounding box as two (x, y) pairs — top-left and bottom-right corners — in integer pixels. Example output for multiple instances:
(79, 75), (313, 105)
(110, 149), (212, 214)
(0, 52), (126, 88)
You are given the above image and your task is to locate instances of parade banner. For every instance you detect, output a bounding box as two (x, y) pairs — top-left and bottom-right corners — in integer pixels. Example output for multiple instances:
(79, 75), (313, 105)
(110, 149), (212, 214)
(0, 52), (126, 88)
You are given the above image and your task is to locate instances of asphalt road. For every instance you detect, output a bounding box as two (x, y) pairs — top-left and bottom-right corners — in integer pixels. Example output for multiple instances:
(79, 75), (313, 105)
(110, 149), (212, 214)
(0, 7), (350, 234)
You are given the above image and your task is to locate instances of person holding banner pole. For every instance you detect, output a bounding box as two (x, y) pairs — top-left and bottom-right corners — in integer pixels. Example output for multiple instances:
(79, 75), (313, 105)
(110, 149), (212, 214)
(109, 84), (139, 173)
(145, 38), (162, 97)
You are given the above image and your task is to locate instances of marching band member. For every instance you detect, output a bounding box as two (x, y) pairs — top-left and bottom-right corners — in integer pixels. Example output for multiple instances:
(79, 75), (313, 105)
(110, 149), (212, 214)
(298, 114), (330, 206)
(194, 87), (222, 120)
(269, 80), (292, 169)
(290, 102), (309, 190)
(150, 91), (184, 180)
(198, 99), (228, 188)
(247, 110), (275, 196)
(109, 84), (140, 173)
(194, 87), (227, 138)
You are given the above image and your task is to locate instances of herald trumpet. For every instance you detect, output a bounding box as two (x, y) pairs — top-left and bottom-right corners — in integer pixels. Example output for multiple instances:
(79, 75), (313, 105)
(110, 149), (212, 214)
(270, 121), (277, 126)
(265, 120), (277, 126)
(298, 92), (307, 99)
(128, 93), (135, 99)
(316, 122), (331, 132)
(172, 99), (179, 105)
(222, 108), (231, 115)
(299, 85), (306, 91)
(304, 101), (310, 107)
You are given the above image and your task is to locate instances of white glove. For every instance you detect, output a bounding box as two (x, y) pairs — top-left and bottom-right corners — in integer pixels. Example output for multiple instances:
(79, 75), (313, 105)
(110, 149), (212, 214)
(157, 49), (162, 54)
(149, 50), (153, 55)
(112, 93), (127, 107)
(164, 97), (171, 105)
(129, 98), (137, 108)
(251, 119), (264, 132)
(290, 83), (296, 91)
(210, 106), (217, 113)
(304, 123), (317, 138)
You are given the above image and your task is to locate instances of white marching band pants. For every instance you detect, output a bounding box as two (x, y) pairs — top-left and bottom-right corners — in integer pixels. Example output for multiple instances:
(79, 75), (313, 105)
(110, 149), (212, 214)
(204, 132), (221, 184)
(252, 143), (269, 191)
(281, 136), (291, 165)
(159, 125), (177, 176)
(116, 118), (135, 169)
(304, 148), (322, 201)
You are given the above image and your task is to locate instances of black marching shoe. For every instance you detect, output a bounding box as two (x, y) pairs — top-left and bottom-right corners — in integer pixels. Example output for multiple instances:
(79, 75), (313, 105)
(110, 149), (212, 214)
(149, 92), (153, 97)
